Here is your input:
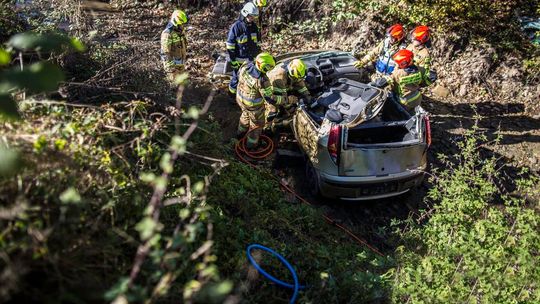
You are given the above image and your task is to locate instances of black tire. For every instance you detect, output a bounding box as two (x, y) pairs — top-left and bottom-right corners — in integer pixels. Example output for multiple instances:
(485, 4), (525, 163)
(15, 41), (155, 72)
(305, 160), (321, 198)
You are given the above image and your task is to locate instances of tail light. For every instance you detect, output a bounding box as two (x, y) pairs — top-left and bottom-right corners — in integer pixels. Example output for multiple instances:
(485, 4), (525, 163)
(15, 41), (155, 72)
(328, 124), (341, 165)
(424, 115), (431, 147)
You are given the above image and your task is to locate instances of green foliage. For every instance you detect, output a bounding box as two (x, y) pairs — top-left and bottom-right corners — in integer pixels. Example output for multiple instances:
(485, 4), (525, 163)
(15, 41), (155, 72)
(400, 0), (539, 48)
(0, 62), (64, 94)
(0, 100), (230, 303)
(0, 4), (25, 43)
(392, 125), (540, 303)
(396, 0), (515, 26)
(89, 41), (129, 63)
(330, 0), (383, 22)
(59, 187), (82, 204)
(0, 32), (85, 121)
(329, 0), (537, 50)
(0, 94), (20, 121)
(0, 49), (10, 65)
(523, 54), (540, 83)
(0, 147), (21, 177)
(7, 32), (85, 53)
(207, 163), (392, 303)
(0, 32), (85, 185)
(268, 17), (333, 46)
(331, 0), (359, 22)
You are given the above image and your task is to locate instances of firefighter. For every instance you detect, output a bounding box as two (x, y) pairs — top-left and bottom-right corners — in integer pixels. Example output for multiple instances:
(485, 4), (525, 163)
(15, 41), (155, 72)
(236, 52), (276, 149)
(266, 59), (311, 124)
(226, 2), (261, 94)
(353, 24), (406, 79)
(382, 49), (429, 112)
(160, 9), (188, 83)
(407, 25), (433, 85)
(244, 0), (268, 31)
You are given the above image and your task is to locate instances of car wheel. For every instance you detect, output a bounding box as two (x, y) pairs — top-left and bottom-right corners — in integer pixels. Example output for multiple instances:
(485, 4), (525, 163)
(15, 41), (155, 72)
(305, 161), (321, 198)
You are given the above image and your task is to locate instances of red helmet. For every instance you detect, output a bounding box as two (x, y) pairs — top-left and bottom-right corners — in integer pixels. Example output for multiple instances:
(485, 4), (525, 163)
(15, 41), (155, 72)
(412, 25), (430, 44)
(393, 49), (414, 69)
(387, 24), (405, 42)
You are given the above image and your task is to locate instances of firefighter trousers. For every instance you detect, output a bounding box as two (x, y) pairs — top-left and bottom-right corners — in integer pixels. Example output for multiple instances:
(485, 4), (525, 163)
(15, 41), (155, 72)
(237, 99), (265, 149)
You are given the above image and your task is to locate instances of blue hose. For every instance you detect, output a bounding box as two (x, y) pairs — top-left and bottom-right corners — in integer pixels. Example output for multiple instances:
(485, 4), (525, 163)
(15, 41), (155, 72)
(246, 244), (306, 304)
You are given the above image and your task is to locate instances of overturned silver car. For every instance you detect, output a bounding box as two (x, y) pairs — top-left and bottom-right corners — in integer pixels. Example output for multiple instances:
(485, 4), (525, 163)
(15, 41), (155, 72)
(211, 50), (431, 200)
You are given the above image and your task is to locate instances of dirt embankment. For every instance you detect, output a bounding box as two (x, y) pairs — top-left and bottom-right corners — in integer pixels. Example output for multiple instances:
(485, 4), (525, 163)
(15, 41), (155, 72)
(320, 17), (540, 178)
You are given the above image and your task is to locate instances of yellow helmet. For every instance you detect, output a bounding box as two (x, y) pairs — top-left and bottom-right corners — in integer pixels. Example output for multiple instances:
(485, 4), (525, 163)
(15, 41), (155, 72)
(287, 59), (307, 79)
(254, 52), (275, 73)
(253, 0), (268, 7)
(170, 10), (188, 27)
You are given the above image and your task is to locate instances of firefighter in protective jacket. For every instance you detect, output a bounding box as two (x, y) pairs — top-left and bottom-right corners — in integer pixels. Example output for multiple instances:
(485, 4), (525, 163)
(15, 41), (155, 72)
(353, 24), (406, 79)
(236, 53), (276, 149)
(226, 2), (262, 94)
(160, 10), (188, 83)
(266, 59), (311, 123)
(383, 49), (429, 111)
(406, 25), (434, 85)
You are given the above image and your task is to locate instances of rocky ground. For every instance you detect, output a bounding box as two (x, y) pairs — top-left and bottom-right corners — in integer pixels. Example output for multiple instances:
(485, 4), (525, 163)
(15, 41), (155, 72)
(24, 0), (539, 248)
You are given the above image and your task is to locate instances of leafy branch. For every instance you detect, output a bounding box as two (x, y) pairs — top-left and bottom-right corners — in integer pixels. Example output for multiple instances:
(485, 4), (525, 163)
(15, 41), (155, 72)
(110, 85), (232, 303)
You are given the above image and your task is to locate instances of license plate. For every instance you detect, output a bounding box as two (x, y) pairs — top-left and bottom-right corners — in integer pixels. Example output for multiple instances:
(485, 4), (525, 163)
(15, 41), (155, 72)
(356, 182), (398, 196)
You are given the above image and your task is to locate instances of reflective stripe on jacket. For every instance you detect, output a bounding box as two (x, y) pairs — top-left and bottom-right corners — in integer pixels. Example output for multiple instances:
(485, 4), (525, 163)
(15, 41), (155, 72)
(236, 63), (273, 107)
(406, 43), (432, 85)
(226, 17), (261, 61)
(386, 65), (425, 108)
(267, 63), (310, 105)
(160, 23), (187, 67)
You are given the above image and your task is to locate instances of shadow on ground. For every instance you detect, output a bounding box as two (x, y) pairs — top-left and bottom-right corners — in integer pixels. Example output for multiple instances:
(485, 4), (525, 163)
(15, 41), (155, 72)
(263, 94), (539, 254)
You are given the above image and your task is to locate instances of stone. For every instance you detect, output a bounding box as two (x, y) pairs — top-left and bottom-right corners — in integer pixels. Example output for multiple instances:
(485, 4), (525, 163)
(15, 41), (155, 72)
(432, 85), (451, 98)
(458, 84), (469, 97)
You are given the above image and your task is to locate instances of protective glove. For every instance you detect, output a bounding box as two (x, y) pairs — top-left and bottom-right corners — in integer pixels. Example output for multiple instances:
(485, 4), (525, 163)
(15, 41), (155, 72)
(284, 103), (298, 115)
(370, 77), (388, 88)
(264, 96), (278, 106)
(298, 95), (313, 105)
(266, 111), (277, 122)
(353, 60), (366, 69)
(428, 70), (438, 83)
(230, 60), (241, 69)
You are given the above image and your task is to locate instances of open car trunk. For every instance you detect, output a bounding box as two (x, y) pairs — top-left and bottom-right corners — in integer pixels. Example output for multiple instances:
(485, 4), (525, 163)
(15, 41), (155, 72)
(304, 77), (428, 178)
(308, 78), (387, 127)
(345, 99), (420, 146)
(306, 78), (417, 144)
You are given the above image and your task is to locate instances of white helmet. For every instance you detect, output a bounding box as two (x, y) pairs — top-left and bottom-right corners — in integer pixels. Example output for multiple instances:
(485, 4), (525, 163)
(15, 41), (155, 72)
(241, 2), (259, 17)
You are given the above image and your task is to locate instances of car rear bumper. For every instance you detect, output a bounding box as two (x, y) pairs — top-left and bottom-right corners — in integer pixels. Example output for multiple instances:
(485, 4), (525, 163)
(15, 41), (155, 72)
(318, 169), (425, 200)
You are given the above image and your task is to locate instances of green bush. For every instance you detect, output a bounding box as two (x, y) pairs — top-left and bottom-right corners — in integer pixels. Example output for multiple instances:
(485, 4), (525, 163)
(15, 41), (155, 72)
(0, 99), (231, 303)
(208, 162), (392, 303)
(394, 0), (516, 28)
(327, 0), (538, 50)
(0, 3), (25, 43)
(391, 125), (540, 303)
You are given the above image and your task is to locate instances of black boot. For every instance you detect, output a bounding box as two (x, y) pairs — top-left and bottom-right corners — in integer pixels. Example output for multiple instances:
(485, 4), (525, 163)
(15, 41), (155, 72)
(262, 127), (274, 137)
(228, 91), (237, 104)
(236, 130), (247, 140)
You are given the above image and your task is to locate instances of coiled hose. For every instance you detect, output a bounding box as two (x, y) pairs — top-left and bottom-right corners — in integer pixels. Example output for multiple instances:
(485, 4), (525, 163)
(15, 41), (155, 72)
(246, 244), (306, 304)
(234, 127), (274, 161)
